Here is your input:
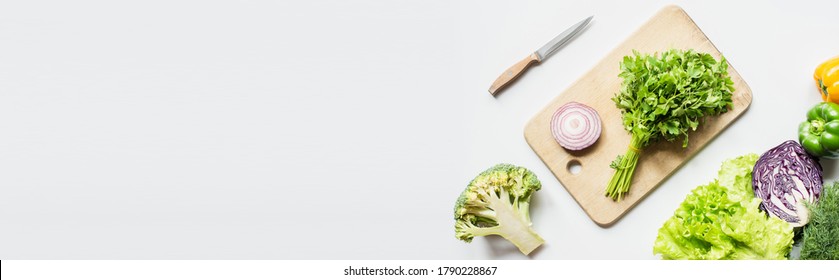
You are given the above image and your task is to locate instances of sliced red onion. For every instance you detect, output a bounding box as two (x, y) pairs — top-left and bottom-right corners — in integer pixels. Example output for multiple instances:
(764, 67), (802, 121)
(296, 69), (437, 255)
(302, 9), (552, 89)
(551, 102), (601, 151)
(752, 140), (823, 227)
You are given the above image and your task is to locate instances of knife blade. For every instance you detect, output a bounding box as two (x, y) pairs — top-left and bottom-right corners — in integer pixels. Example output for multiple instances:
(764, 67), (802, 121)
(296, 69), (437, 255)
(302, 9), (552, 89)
(488, 16), (593, 96)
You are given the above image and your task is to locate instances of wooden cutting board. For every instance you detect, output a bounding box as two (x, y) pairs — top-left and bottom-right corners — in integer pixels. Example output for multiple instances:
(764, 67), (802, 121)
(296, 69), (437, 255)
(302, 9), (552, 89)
(523, 5), (753, 227)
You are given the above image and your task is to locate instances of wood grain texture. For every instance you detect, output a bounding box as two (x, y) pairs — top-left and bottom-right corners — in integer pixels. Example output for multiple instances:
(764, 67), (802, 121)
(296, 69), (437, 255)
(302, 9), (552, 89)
(489, 53), (541, 95)
(523, 5), (753, 227)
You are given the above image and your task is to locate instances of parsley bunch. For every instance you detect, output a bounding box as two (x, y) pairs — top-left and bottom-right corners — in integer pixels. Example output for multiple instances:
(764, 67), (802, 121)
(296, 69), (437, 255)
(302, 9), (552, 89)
(606, 49), (735, 201)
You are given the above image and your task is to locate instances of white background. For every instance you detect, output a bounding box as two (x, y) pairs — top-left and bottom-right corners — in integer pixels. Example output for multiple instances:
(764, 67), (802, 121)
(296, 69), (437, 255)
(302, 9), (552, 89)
(1, 0), (837, 260)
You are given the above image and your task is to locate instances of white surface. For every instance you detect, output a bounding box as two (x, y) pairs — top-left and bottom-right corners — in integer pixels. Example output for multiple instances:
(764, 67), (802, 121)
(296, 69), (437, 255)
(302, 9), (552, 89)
(0, 0), (837, 259)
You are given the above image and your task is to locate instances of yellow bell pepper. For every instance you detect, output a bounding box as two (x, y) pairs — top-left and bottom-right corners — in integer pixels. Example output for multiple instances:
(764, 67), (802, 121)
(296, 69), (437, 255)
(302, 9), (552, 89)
(814, 56), (839, 103)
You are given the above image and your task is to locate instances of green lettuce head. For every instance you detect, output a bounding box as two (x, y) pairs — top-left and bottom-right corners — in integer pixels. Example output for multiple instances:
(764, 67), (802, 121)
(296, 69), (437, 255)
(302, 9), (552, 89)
(653, 154), (794, 260)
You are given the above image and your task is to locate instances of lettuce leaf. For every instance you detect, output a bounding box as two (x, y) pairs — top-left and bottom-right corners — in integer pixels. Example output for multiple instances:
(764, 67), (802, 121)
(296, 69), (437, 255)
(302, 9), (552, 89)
(717, 153), (757, 201)
(653, 154), (794, 260)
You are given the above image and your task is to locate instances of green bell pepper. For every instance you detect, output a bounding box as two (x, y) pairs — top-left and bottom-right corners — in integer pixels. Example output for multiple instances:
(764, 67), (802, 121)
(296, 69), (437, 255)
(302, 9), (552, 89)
(799, 102), (839, 158)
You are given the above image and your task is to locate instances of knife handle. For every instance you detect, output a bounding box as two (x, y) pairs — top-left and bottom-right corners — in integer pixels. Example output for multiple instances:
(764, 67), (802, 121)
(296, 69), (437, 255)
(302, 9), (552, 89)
(488, 52), (541, 95)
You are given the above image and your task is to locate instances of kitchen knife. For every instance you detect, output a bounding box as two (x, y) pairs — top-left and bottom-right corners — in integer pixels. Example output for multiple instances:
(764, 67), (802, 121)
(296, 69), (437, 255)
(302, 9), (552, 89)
(488, 16), (593, 96)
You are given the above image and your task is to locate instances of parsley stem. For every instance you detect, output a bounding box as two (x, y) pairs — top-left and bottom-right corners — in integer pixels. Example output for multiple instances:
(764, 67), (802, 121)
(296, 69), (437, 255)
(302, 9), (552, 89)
(606, 135), (643, 201)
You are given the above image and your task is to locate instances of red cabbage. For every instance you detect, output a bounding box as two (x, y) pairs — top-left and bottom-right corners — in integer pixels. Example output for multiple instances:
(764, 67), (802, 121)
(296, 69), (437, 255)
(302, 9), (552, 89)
(752, 140), (823, 227)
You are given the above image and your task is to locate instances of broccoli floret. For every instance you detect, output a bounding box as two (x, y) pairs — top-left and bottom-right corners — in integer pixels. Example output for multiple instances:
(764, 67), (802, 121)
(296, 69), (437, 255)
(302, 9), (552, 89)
(454, 163), (544, 255)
